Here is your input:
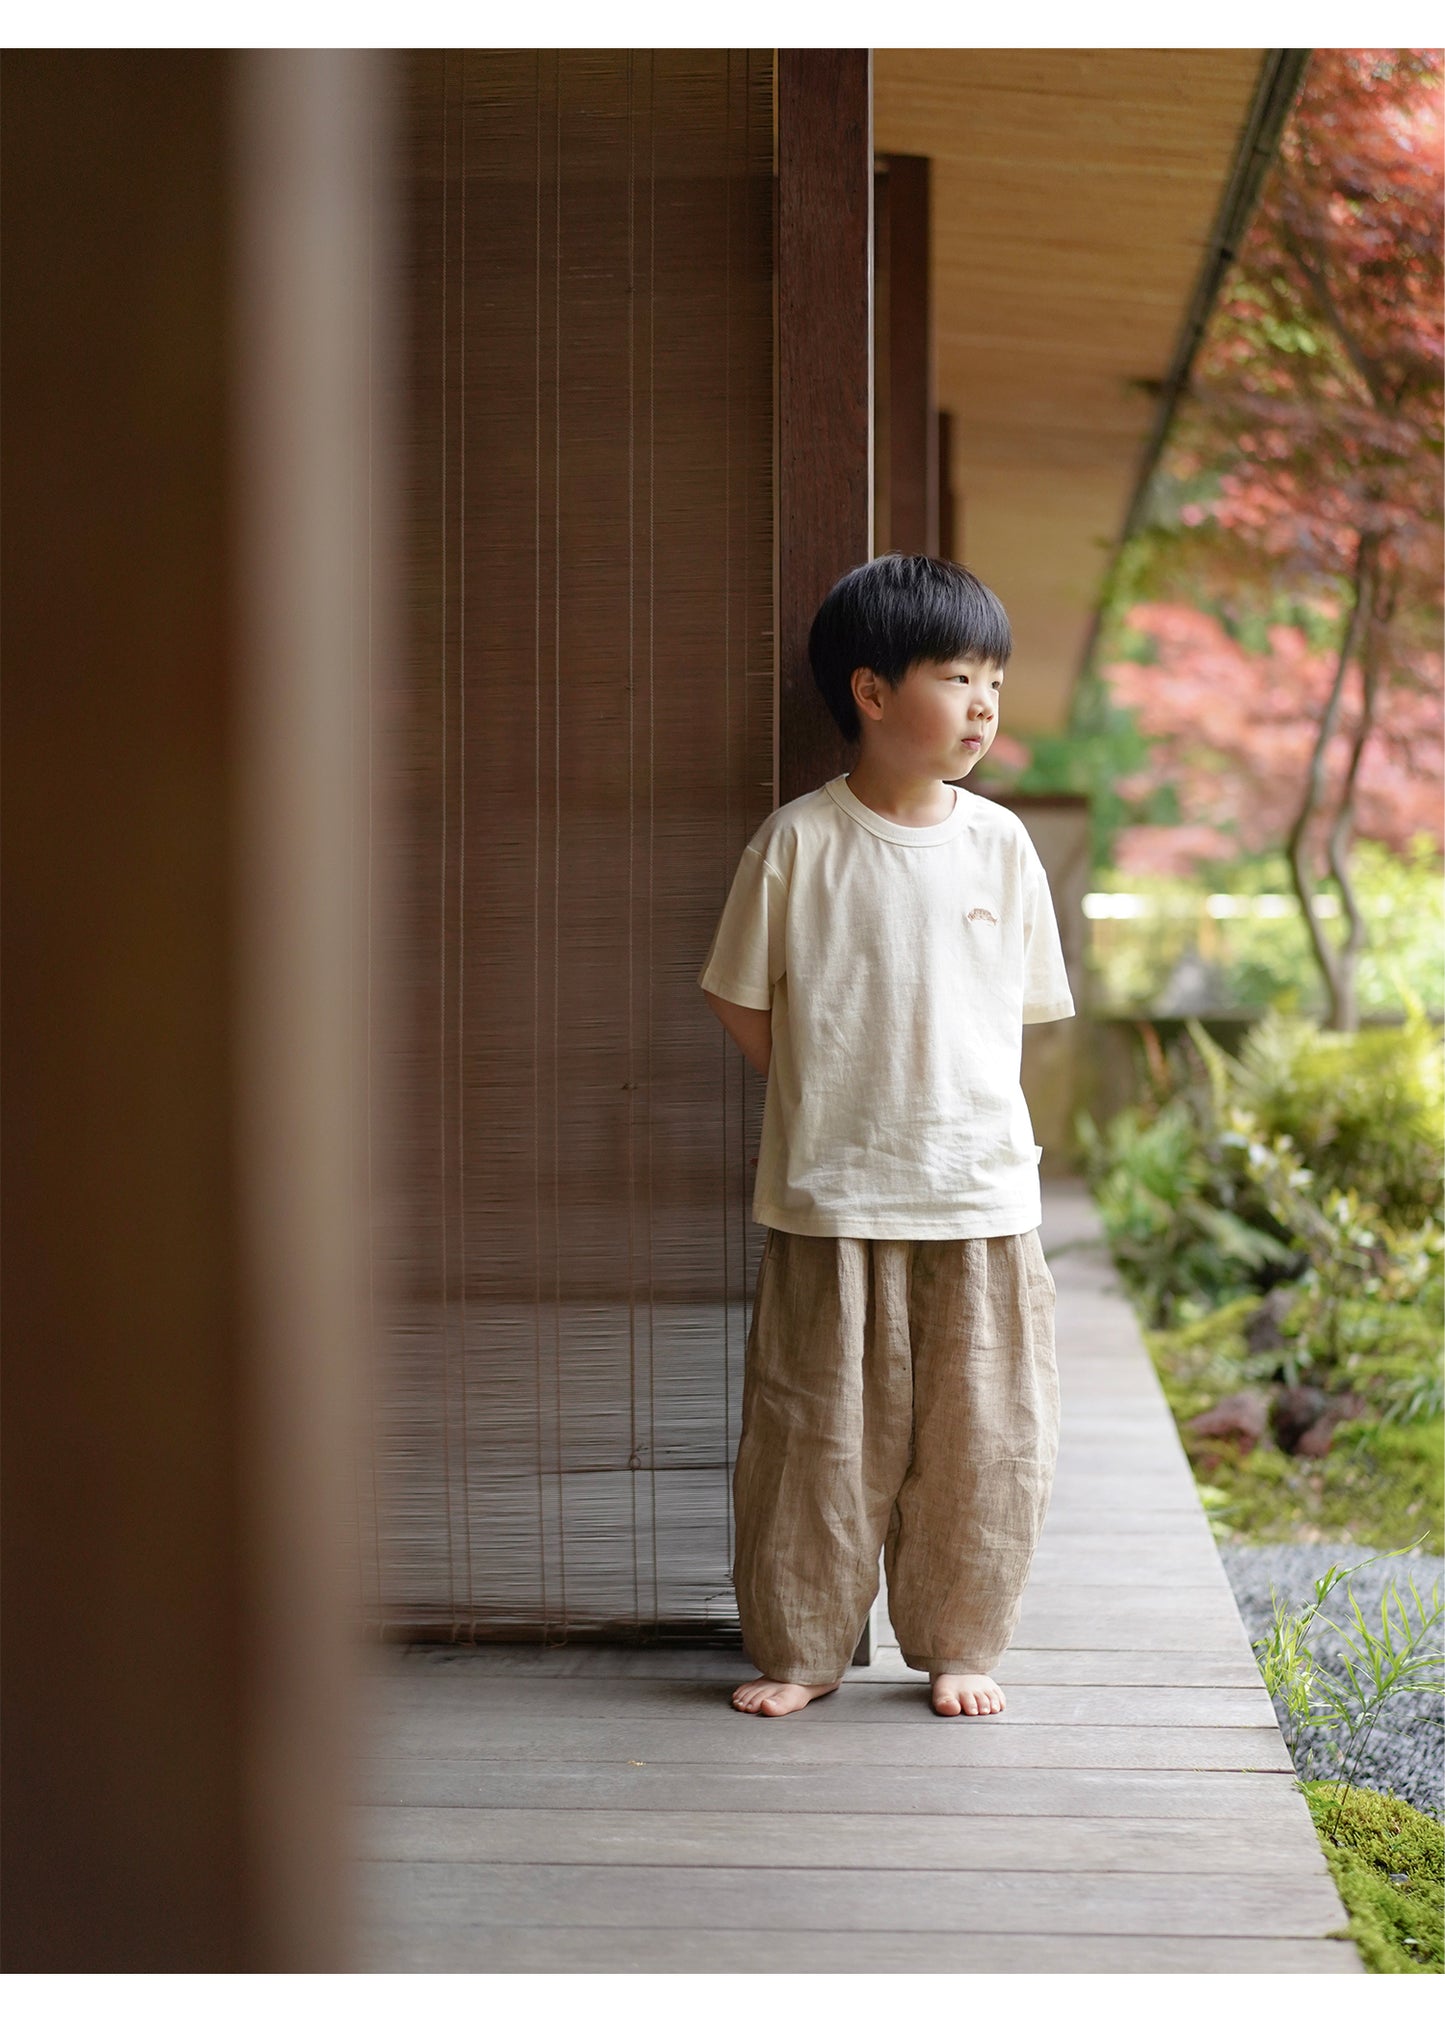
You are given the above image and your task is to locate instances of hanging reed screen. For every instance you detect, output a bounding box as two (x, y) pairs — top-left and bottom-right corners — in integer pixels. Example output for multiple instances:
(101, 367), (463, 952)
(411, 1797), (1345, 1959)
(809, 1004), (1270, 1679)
(360, 50), (775, 1641)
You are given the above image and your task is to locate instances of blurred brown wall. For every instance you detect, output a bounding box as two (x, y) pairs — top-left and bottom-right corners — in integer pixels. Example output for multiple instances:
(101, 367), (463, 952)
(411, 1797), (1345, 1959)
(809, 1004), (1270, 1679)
(1, 50), (390, 1970)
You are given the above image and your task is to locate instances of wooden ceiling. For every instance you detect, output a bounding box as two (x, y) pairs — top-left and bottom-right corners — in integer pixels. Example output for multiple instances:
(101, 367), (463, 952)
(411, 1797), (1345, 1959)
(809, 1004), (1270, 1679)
(873, 48), (1268, 734)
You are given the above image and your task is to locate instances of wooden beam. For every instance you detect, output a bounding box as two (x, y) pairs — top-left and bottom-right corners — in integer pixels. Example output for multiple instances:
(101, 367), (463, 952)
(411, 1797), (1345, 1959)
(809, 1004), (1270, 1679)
(777, 50), (872, 805)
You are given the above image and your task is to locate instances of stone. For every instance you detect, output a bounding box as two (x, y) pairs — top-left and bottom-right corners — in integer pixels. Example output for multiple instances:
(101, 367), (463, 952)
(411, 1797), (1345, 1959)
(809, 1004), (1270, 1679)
(1290, 1391), (1367, 1458)
(1186, 1390), (1270, 1455)
(1269, 1385), (1332, 1454)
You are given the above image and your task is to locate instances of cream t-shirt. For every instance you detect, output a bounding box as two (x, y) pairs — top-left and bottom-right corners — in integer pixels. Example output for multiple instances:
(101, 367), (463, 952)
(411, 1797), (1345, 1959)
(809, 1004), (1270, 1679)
(698, 774), (1076, 1239)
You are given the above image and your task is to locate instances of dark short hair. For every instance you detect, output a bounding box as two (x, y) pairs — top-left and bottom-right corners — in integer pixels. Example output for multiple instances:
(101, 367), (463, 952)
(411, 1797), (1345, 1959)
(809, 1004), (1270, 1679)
(807, 554), (1013, 741)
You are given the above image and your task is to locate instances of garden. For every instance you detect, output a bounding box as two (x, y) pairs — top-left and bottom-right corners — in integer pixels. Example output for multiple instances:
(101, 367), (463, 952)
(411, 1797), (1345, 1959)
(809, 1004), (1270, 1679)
(992, 49), (1445, 1973)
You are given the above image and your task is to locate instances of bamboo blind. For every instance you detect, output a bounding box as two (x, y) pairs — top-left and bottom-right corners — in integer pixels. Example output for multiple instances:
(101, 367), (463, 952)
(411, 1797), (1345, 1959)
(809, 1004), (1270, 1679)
(357, 51), (775, 1641)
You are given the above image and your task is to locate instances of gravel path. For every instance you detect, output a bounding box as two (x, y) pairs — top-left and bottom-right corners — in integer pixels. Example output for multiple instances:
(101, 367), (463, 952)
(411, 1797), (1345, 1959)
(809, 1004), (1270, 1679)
(1219, 1544), (1444, 1820)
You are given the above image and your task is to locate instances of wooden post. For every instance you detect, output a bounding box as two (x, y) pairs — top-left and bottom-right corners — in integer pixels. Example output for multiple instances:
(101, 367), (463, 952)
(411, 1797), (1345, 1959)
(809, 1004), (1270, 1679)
(778, 49), (879, 1666)
(777, 49), (873, 806)
(878, 153), (936, 556)
(937, 409), (958, 561)
(872, 160), (892, 554)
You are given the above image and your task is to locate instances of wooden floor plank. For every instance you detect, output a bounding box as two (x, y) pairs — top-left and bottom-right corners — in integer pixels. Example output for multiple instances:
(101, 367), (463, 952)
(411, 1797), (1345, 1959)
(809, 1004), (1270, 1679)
(354, 1805), (1328, 1874)
(358, 1759), (1311, 1819)
(1029, 1542), (1230, 1573)
(1007, 1609), (1258, 1655)
(361, 1714), (1294, 1770)
(356, 1860), (1348, 1939)
(1012, 1594), (1243, 1626)
(757, 1649), (1266, 1688)
(354, 1927), (1362, 1972)
(1030, 1524), (1221, 1548)
(1034, 1492), (1222, 1518)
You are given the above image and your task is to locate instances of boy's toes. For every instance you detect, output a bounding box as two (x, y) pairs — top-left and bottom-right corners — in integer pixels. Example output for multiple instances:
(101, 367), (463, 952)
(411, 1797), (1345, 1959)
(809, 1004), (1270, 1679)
(733, 1676), (820, 1716)
(760, 1682), (813, 1715)
(932, 1671), (1005, 1717)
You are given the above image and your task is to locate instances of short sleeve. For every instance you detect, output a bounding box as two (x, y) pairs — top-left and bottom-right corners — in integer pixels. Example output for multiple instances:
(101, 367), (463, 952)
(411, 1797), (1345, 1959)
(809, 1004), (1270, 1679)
(1020, 837), (1076, 1025)
(697, 845), (785, 1011)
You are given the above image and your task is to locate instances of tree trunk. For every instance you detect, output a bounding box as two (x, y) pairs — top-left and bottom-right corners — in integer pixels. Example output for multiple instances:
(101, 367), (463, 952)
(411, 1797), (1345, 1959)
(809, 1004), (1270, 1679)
(1323, 591), (1388, 1033)
(1285, 530), (1377, 1031)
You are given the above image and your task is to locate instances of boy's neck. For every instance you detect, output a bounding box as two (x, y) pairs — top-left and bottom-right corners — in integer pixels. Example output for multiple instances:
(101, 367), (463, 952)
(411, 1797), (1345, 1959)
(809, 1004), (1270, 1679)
(843, 750), (957, 829)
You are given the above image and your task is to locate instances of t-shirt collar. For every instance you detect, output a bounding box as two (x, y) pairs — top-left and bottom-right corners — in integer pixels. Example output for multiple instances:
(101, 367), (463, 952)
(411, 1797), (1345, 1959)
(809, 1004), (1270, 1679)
(825, 774), (973, 846)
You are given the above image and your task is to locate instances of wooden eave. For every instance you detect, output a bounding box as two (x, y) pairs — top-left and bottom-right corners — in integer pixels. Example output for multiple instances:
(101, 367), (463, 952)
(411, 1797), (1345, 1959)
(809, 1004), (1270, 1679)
(873, 48), (1306, 735)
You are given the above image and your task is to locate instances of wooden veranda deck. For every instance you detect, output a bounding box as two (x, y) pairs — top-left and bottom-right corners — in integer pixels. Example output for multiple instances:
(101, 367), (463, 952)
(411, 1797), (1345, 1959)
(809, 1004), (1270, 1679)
(353, 1178), (1359, 1972)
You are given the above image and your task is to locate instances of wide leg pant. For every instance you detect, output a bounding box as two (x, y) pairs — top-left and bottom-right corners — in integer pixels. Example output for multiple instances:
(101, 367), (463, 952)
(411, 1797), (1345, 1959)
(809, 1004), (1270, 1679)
(731, 1227), (1060, 1684)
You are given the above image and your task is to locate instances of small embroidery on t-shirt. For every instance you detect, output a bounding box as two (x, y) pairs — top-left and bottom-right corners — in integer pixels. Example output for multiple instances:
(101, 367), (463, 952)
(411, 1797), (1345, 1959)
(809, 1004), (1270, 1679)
(966, 906), (998, 925)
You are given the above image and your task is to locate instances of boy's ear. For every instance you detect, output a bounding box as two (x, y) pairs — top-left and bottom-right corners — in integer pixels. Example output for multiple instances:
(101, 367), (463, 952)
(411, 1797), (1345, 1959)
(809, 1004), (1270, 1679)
(851, 665), (886, 722)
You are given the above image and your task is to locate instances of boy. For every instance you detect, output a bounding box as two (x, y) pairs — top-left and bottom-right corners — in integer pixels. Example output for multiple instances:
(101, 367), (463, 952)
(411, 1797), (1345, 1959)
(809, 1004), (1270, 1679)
(699, 554), (1075, 1719)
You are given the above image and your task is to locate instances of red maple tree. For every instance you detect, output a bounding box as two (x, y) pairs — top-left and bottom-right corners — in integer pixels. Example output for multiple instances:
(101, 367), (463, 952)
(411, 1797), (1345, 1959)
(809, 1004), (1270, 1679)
(1103, 48), (1443, 1028)
(1109, 603), (1442, 877)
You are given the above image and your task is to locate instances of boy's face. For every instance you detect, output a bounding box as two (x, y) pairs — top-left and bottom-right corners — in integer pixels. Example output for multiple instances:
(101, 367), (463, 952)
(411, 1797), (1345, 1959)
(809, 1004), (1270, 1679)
(851, 654), (1004, 780)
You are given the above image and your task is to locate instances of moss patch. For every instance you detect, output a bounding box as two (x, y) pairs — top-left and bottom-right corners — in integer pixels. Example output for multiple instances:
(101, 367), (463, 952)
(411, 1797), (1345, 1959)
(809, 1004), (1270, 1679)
(1301, 1780), (1444, 1973)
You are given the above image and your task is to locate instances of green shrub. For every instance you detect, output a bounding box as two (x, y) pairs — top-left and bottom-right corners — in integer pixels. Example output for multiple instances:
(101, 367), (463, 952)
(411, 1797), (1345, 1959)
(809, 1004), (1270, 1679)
(1225, 999), (1443, 1223)
(1264, 1288), (1445, 1420)
(1083, 1001), (1444, 1350)
(1077, 1102), (1293, 1326)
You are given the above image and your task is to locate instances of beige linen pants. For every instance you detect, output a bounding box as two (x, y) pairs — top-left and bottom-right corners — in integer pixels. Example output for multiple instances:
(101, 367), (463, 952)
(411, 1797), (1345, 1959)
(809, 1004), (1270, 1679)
(732, 1227), (1059, 1684)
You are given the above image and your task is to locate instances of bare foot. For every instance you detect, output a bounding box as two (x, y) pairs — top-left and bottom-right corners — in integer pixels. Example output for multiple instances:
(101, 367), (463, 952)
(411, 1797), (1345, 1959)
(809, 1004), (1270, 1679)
(731, 1675), (839, 1716)
(931, 1671), (1005, 1716)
